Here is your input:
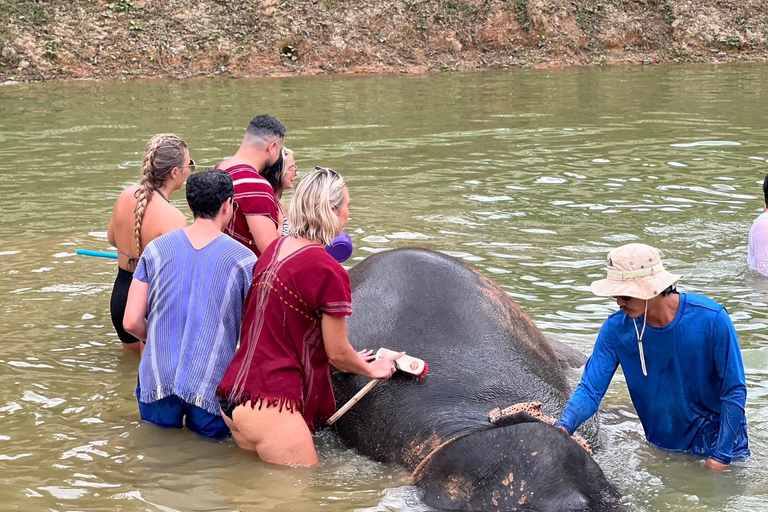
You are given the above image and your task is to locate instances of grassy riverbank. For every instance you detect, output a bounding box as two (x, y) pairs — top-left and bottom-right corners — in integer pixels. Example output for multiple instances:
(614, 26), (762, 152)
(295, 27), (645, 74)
(1, 0), (767, 82)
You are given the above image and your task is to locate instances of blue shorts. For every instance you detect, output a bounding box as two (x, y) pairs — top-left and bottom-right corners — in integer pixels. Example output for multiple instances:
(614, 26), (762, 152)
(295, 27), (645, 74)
(136, 384), (230, 439)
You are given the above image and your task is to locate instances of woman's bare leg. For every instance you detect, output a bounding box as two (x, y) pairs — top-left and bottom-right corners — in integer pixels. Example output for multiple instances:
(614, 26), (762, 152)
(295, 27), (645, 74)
(230, 402), (318, 467)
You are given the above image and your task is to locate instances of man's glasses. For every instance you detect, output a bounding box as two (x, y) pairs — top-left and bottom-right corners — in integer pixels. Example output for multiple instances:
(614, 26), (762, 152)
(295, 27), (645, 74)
(179, 159), (196, 172)
(613, 295), (632, 302)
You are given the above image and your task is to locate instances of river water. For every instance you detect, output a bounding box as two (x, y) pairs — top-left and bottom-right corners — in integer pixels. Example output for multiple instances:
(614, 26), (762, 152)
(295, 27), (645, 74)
(1, 64), (767, 511)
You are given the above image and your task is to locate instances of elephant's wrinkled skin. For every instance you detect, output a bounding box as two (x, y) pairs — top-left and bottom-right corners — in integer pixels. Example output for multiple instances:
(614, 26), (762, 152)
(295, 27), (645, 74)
(332, 249), (621, 512)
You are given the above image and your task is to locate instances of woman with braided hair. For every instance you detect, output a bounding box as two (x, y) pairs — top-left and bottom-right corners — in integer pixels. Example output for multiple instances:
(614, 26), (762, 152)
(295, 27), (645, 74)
(107, 134), (193, 352)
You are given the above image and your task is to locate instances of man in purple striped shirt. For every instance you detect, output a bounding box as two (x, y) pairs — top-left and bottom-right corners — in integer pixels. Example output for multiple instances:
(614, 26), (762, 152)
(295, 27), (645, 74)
(124, 170), (256, 438)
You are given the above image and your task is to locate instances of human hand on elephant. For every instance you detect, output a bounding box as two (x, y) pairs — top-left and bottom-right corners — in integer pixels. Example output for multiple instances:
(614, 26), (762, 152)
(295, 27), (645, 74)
(356, 349), (375, 362)
(366, 351), (406, 380)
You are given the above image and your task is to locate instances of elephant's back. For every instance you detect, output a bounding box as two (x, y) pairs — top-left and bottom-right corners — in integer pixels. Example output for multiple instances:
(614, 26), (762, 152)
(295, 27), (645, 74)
(347, 248), (567, 392)
(334, 249), (584, 467)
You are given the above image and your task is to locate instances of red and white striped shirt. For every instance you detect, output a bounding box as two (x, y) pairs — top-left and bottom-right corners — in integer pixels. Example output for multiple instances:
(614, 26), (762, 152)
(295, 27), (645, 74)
(216, 162), (279, 257)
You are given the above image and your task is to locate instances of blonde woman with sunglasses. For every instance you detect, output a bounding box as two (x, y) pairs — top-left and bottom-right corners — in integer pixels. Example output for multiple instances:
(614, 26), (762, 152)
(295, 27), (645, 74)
(107, 134), (194, 353)
(217, 167), (402, 466)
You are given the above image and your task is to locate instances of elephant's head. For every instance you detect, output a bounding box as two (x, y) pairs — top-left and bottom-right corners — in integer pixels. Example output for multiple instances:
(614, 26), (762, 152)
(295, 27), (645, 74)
(411, 413), (622, 512)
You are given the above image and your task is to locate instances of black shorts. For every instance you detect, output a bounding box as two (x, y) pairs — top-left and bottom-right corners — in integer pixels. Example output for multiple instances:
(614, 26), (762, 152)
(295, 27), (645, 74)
(219, 397), (238, 421)
(110, 267), (139, 344)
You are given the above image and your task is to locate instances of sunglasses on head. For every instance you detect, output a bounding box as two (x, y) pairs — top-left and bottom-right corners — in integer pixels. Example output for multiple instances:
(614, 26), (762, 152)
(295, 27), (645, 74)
(613, 295), (633, 302)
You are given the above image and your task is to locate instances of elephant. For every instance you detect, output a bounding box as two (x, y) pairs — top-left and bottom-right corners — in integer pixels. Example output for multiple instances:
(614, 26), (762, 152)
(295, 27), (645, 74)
(331, 248), (622, 512)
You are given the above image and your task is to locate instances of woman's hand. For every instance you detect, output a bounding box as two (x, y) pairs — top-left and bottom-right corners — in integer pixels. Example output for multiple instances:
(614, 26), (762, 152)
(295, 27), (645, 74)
(367, 351), (405, 380)
(357, 349), (375, 362)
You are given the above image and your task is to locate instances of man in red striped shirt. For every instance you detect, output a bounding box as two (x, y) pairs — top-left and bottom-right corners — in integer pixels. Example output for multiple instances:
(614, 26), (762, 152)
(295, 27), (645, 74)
(215, 115), (285, 257)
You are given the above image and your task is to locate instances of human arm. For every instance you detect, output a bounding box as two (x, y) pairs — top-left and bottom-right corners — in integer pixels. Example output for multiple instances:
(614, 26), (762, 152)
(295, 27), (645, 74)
(708, 309), (748, 467)
(322, 315), (402, 379)
(123, 278), (149, 341)
(123, 250), (152, 342)
(245, 215), (279, 255)
(554, 326), (620, 435)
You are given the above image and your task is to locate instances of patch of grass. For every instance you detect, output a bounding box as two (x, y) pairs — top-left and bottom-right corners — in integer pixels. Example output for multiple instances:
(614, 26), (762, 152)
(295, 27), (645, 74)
(106, 0), (134, 14)
(658, 1), (675, 24)
(43, 39), (56, 59)
(514, 0), (530, 31)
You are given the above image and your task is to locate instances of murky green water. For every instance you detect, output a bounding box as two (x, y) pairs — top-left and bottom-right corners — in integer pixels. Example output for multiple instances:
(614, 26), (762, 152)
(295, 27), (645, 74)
(1, 64), (767, 511)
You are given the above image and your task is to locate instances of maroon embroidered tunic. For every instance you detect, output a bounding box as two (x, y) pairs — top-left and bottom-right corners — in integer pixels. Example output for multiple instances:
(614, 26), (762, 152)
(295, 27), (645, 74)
(217, 237), (353, 432)
(215, 162), (279, 257)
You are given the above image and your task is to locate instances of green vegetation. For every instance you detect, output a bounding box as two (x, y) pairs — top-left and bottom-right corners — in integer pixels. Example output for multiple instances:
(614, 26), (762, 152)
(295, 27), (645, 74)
(514, 0), (530, 31)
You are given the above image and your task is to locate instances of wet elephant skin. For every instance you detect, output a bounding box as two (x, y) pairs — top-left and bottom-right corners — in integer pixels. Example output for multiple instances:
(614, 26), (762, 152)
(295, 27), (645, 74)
(331, 248), (622, 512)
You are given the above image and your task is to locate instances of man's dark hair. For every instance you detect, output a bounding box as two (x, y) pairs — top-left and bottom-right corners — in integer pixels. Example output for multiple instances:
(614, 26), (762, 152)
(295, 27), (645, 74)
(661, 283), (678, 297)
(186, 170), (234, 220)
(246, 114), (286, 140)
(762, 173), (768, 205)
(261, 150), (284, 196)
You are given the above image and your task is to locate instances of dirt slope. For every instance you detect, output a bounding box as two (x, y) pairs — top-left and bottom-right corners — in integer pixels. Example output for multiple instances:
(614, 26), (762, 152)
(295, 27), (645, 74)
(1, 0), (766, 82)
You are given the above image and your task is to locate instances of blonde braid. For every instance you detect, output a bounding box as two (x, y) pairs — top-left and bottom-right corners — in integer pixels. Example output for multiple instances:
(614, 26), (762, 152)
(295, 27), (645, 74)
(134, 134), (188, 257)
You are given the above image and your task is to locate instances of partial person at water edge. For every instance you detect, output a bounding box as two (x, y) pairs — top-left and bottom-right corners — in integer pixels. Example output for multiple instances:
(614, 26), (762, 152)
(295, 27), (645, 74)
(261, 146), (297, 237)
(747, 173), (768, 276)
(217, 167), (402, 466)
(123, 170), (256, 438)
(555, 243), (750, 470)
(215, 114), (284, 257)
(107, 134), (193, 353)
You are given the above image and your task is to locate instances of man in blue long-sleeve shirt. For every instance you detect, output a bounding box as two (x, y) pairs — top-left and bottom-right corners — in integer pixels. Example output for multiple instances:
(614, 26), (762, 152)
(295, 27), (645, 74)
(554, 243), (749, 470)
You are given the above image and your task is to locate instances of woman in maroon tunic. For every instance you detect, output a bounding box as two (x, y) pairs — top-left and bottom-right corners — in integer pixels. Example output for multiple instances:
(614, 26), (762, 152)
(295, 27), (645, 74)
(217, 167), (402, 466)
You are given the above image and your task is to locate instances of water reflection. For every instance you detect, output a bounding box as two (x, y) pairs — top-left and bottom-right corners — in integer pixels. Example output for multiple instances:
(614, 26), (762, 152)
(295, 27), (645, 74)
(1, 63), (768, 511)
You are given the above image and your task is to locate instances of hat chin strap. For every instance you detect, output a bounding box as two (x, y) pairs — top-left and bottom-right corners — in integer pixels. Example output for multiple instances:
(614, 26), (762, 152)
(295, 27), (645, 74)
(632, 300), (649, 377)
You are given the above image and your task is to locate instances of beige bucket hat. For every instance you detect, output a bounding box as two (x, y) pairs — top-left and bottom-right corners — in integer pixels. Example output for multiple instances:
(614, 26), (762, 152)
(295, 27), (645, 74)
(590, 243), (681, 300)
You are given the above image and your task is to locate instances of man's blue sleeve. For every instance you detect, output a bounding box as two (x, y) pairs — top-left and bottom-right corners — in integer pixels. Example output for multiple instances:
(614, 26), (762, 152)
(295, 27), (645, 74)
(554, 325), (620, 435)
(710, 309), (747, 465)
(133, 250), (151, 283)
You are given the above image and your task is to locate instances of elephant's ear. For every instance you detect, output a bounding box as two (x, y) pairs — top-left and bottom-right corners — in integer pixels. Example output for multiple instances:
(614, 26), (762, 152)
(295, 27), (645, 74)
(488, 409), (540, 428)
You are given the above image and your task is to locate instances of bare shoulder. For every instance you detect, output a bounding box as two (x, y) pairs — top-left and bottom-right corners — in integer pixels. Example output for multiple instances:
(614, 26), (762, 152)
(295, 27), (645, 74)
(118, 185), (140, 201)
(152, 201), (188, 233)
(111, 185), (139, 216)
(168, 203), (189, 226)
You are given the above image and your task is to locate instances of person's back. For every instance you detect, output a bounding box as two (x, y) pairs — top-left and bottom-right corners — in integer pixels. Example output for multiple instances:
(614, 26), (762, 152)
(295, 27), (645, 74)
(124, 170), (255, 439)
(136, 230), (254, 415)
(107, 134), (193, 352)
(216, 114), (285, 257)
(109, 186), (187, 257)
(216, 167), (401, 466)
